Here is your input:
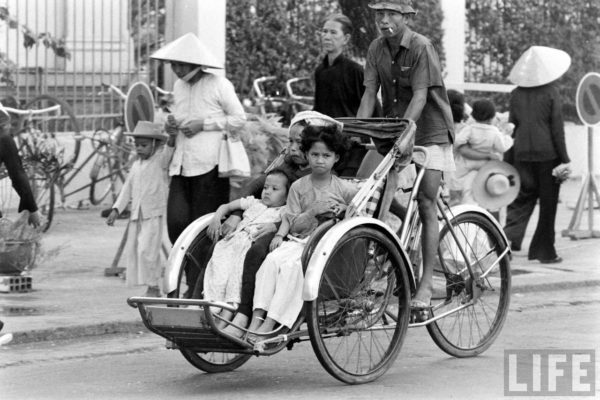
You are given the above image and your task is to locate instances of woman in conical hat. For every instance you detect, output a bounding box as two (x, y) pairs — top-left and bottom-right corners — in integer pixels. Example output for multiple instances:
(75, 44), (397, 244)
(151, 33), (247, 245)
(504, 46), (571, 264)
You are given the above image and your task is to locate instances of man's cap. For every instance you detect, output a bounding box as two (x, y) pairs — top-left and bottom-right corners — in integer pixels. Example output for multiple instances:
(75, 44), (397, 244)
(368, 0), (416, 14)
(150, 33), (223, 69)
(508, 46), (571, 88)
(289, 110), (344, 133)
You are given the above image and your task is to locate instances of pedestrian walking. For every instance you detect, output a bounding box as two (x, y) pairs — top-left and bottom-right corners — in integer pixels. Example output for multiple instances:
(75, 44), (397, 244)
(106, 121), (173, 296)
(0, 105), (41, 227)
(356, 0), (455, 321)
(503, 46), (572, 264)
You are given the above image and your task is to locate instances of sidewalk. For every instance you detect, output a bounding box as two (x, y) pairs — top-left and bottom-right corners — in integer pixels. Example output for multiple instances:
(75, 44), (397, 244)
(1, 179), (599, 345)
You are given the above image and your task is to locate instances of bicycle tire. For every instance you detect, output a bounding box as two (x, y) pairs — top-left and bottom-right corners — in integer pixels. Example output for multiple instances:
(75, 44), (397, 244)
(170, 229), (252, 373)
(306, 227), (410, 384)
(427, 211), (511, 357)
(26, 163), (55, 232)
(89, 151), (125, 205)
(19, 95), (82, 169)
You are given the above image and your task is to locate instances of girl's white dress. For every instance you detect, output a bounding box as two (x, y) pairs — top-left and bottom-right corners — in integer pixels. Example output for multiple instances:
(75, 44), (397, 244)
(253, 175), (358, 328)
(203, 197), (284, 305)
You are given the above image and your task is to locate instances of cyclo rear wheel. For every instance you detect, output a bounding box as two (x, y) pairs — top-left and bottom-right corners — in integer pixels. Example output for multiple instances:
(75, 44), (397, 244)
(306, 227), (411, 384)
(427, 211), (511, 357)
(170, 228), (251, 373)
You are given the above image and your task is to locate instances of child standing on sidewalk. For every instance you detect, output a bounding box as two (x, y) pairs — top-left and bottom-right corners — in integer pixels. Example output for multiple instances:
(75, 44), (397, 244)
(107, 121), (174, 297)
(453, 99), (514, 206)
(203, 169), (290, 326)
(248, 122), (358, 337)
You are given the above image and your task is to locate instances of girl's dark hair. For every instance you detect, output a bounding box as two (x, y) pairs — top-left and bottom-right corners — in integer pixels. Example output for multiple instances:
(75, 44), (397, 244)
(324, 13), (353, 35)
(266, 168), (292, 192)
(447, 89), (466, 123)
(300, 124), (348, 156)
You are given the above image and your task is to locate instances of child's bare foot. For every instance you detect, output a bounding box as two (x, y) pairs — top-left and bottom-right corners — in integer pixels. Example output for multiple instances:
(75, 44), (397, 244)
(255, 317), (277, 334)
(247, 309), (267, 332)
(222, 313), (249, 338)
(215, 309), (235, 329)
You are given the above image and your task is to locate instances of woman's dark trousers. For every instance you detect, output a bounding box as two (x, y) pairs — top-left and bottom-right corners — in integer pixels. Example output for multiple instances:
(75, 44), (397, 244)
(504, 159), (560, 261)
(167, 167), (229, 291)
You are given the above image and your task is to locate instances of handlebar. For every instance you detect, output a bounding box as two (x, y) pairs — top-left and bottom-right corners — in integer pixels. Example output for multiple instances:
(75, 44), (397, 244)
(98, 83), (127, 100)
(149, 81), (172, 96)
(252, 76), (277, 99)
(285, 77), (314, 102)
(0, 102), (61, 116)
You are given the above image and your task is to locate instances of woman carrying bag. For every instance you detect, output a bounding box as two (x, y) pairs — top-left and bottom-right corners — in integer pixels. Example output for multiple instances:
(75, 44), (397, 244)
(151, 33), (247, 245)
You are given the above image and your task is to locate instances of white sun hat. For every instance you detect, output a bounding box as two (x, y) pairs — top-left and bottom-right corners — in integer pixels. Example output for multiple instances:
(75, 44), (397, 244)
(150, 32), (223, 69)
(472, 160), (520, 210)
(508, 46), (571, 88)
(289, 110), (344, 132)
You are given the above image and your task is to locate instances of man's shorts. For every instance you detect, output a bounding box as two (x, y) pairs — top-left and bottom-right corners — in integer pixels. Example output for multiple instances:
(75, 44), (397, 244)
(417, 144), (455, 172)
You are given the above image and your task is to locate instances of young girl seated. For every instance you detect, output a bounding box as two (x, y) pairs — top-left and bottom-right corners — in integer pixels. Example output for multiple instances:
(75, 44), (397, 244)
(203, 169), (290, 326)
(247, 123), (358, 338)
(454, 99), (514, 206)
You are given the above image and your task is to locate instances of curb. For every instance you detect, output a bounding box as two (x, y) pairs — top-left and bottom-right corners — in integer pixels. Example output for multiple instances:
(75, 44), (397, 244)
(511, 279), (600, 294)
(9, 321), (145, 345)
(4, 280), (600, 346)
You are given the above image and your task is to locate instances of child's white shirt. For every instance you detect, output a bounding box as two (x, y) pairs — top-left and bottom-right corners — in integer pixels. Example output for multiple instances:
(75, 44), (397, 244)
(455, 123), (514, 175)
(112, 145), (173, 220)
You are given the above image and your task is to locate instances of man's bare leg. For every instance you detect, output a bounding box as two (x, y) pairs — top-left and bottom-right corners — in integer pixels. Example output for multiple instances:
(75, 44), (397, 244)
(413, 168), (442, 306)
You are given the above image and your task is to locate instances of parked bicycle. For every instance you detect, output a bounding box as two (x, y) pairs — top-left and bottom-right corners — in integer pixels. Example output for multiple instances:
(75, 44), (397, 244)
(1, 95), (80, 231)
(127, 118), (511, 384)
(243, 76), (313, 125)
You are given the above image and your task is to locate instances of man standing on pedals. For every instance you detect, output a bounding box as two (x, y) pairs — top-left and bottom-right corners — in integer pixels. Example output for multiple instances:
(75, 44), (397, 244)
(356, 0), (455, 321)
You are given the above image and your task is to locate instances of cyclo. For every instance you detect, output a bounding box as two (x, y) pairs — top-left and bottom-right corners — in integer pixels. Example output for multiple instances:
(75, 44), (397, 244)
(127, 118), (512, 385)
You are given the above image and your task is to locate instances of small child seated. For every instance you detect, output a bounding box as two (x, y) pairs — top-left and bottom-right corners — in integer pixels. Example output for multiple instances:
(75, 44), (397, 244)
(203, 169), (290, 326)
(453, 99), (514, 207)
(247, 122), (358, 338)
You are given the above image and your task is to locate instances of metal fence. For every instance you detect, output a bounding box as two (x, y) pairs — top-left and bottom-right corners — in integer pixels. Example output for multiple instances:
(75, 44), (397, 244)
(0, 0), (165, 131)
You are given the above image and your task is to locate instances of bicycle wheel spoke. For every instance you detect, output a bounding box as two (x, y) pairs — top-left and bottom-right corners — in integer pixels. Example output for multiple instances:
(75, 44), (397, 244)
(428, 212), (510, 357)
(308, 227), (410, 383)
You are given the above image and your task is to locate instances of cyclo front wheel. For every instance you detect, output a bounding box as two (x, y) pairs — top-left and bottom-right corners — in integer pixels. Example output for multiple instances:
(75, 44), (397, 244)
(427, 211), (511, 357)
(170, 228), (252, 373)
(306, 227), (411, 384)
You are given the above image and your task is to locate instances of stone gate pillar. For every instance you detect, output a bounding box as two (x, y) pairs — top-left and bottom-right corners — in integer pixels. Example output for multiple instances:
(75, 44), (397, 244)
(441, 0), (466, 89)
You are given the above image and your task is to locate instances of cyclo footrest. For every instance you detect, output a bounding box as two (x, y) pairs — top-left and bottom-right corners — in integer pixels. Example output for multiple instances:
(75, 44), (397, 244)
(127, 296), (252, 352)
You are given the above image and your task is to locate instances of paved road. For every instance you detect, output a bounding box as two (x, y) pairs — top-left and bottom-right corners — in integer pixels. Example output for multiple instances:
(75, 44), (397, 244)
(2, 287), (599, 400)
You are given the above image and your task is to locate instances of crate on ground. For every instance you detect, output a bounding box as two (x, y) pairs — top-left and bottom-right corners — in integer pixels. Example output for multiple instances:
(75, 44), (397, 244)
(0, 275), (32, 293)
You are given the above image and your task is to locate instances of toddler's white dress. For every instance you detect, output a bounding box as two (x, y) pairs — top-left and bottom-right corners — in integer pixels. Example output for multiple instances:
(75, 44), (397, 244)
(203, 197), (284, 304)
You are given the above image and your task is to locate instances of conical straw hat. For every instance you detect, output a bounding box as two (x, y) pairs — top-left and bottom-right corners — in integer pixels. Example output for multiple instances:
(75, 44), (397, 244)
(508, 46), (571, 87)
(150, 33), (223, 69)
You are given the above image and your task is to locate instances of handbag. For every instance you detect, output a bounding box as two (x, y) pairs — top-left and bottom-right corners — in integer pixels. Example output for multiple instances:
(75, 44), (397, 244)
(218, 133), (251, 178)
